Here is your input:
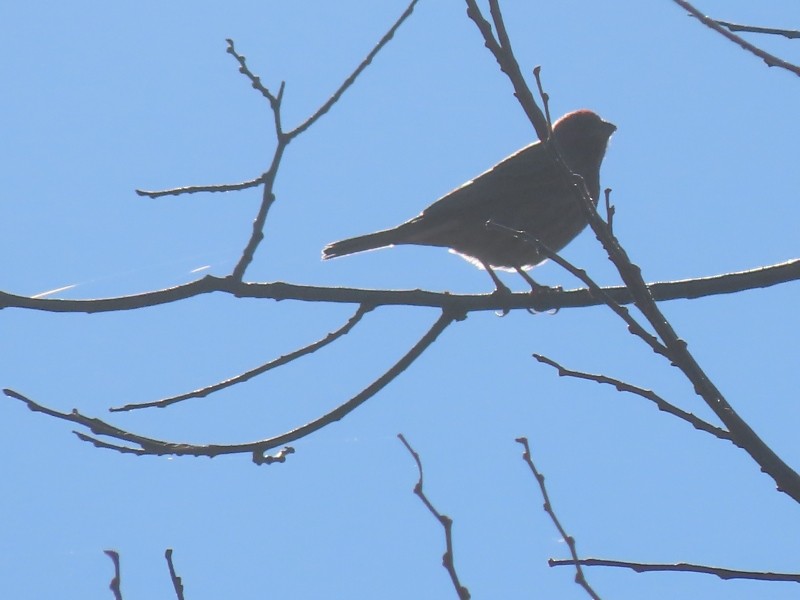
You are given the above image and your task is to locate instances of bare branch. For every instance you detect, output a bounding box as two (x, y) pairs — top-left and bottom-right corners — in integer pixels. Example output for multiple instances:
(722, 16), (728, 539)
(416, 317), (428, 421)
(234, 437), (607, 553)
(231, 163), (283, 281)
(488, 221), (670, 359)
(517, 438), (602, 600)
(603, 188), (615, 233)
(674, 0), (800, 76)
(288, 0), (420, 139)
(463, 0), (549, 140)
(714, 20), (800, 40)
(111, 304), (374, 412)
(226, 38), (285, 123)
(533, 354), (732, 441)
(466, 0), (800, 501)
(550, 557), (800, 584)
(135, 176), (265, 199)
(165, 550), (186, 600)
(3, 309), (458, 459)
(398, 434), (470, 600)
(2, 260), (796, 314)
(104, 550), (123, 600)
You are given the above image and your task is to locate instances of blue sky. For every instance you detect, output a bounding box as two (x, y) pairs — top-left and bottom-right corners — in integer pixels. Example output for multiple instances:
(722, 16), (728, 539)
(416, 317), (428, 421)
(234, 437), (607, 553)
(1, 1), (799, 598)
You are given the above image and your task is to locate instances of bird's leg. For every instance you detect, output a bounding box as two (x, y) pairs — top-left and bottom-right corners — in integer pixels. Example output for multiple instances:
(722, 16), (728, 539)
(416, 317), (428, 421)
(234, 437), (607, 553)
(483, 262), (512, 295)
(515, 267), (545, 292)
(482, 262), (514, 316)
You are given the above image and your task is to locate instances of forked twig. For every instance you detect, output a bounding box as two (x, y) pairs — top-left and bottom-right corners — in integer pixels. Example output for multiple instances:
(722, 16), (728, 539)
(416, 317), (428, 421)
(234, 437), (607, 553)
(675, 0), (800, 75)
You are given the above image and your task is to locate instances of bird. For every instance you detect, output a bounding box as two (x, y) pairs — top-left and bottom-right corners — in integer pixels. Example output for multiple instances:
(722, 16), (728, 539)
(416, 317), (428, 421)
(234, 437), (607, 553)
(322, 109), (616, 292)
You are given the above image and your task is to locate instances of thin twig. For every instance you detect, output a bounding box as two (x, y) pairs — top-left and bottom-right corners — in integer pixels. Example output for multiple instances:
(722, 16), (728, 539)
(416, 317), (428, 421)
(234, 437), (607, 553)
(104, 550), (123, 600)
(289, 0), (420, 139)
(3, 310), (459, 459)
(550, 557), (800, 583)
(533, 354), (732, 441)
(463, 0), (549, 140)
(398, 434), (470, 600)
(714, 20), (800, 40)
(135, 176), (265, 199)
(228, 2), (419, 281)
(675, 0), (800, 76)
(111, 304), (374, 412)
(516, 438), (602, 600)
(603, 188), (614, 233)
(226, 39), (284, 113)
(165, 550), (185, 600)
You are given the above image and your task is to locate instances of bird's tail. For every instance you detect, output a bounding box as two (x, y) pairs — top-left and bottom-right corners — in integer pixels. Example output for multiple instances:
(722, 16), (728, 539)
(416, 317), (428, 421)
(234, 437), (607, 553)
(322, 228), (402, 260)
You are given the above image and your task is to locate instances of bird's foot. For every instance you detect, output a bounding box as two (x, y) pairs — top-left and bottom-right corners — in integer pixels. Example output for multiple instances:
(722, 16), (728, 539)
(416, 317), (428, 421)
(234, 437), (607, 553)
(490, 283), (514, 316)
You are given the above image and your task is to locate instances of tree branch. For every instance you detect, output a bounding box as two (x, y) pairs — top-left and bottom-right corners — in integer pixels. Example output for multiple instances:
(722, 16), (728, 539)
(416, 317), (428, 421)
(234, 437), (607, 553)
(674, 0), (800, 76)
(399, 434), (470, 600)
(550, 557), (800, 584)
(110, 304), (374, 412)
(2, 259), (797, 314)
(3, 309), (458, 459)
(288, 0), (420, 139)
(533, 354), (732, 441)
(517, 437), (602, 600)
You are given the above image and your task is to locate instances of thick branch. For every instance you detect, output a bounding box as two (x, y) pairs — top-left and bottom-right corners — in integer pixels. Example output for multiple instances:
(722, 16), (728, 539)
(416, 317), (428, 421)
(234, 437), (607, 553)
(466, 1), (800, 501)
(2, 259), (797, 314)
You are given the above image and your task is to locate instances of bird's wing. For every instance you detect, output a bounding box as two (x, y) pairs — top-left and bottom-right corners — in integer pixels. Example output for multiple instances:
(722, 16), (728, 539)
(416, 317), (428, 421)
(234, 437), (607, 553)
(414, 141), (558, 222)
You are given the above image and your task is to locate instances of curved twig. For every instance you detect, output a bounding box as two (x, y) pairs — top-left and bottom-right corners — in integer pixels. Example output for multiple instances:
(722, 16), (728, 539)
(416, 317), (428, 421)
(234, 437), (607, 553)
(533, 354), (732, 441)
(2, 309), (458, 459)
(399, 434), (470, 600)
(111, 303), (374, 412)
(104, 550), (123, 600)
(288, 0), (420, 139)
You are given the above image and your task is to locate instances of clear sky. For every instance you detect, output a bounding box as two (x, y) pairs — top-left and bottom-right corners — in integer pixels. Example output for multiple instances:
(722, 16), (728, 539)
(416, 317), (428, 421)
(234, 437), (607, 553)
(1, 1), (799, 598)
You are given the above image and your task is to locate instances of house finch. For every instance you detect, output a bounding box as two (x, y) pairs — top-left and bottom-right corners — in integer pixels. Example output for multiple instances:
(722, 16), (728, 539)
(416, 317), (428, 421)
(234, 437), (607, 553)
(323, 109), (615, 291)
